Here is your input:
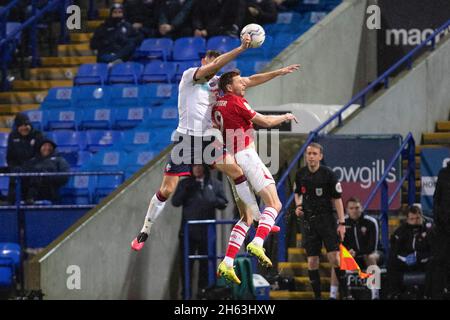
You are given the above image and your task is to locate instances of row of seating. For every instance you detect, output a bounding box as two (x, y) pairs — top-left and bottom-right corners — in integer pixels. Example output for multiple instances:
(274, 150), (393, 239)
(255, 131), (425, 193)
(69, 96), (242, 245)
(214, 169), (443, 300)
(0, 242), (20, 288)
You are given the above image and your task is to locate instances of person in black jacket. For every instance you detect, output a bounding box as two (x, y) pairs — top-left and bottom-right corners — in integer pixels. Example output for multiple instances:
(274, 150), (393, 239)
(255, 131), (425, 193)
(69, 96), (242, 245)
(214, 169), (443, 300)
(7, 113), (45, 204)
(157, 0), (194, 38)
(90, 3), (143, 65)
(172, 164), (228, 297)
(387, 205), (432, 299)
(330, 196), (381, 300)
(428, 160), (450, 299)
(192, 0), (246, 38)
(244, 0), (278, 26)
(21, 138), (70, 204)
(123, 0), (159, 38)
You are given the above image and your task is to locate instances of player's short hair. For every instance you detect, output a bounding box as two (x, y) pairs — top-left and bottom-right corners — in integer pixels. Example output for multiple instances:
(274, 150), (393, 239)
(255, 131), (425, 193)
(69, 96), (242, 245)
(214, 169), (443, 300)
(219, 69), (241, 93)
(307, 142), (323, 154)
(205, 50), (221, 59)
(346, 196), (361, 207)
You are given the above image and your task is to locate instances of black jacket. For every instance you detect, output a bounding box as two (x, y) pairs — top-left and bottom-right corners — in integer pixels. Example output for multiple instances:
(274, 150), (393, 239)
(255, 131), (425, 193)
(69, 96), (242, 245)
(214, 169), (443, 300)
(343, 213), (379, 256)
(390, 221), (432, 264)
(245, 0), (278, 25)
(124, 0), (159, 30)
(172, 169), (228, 240)
(158, 0), (193, 30)
(433, 163), (450, 233)
(7, 129), (45, 170)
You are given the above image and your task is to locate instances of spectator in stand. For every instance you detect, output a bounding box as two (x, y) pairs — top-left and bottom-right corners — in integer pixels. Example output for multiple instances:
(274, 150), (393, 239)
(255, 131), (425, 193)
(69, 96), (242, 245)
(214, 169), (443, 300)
(7, 113), (45, 204)
(387, 205), (432, 299)
(157, 0), (194, 38)
(90, 3), (143, 66)
(123, 0), (159, 38)
(172, 164), (228, 298)
(273, 0), (299, 12)
(192, 0), (246, 38)
(21, 138), (70, 204)
(244, 0), (278, 26)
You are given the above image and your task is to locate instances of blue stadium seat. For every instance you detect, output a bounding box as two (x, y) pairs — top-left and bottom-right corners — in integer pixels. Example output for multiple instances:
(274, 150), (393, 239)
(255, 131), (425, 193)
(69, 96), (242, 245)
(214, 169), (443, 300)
(85, 130), (123, 153)
(0, 149), (6, 168)
(109, 85), (141, 108)
(121, 130), (156, 152)
(79, 108), (113, 130)
(94, 174), (124, 203)
(175, 61), (201, 82)
(140, 84), (177, 107)
(90, 150), (126, 170)
(108, 62), (144, 84)
(0, 242), (20, 288)
(172, 37), (206, 61)
(125, 150), (156, 178)
(141, 61), (177, 83)
(24, 109), (47, 131)
(301, 11), (329, 25)
(238, 35), (273, 60)
(60, 175), (95, 205)
(76, 151), (93, 169)
(41, 87), (74, 109)
(207, 36), (240, 53)
(270, 33), (299, 56)
(0, 132), (8, 150)
(134, 37), (173, 61)
(270, 12), (312, 35)
(113, 107), (147, 129)
(74, 63), (109, 86)
(46, 108), (82, 131)
(236, 59), (269, 75)
(0, 176), (9, 198)
(47, 130), (83, 154)
(72, 86), (110, 109)
(6, 22), (22, 41)
(296, 0), (341, 13)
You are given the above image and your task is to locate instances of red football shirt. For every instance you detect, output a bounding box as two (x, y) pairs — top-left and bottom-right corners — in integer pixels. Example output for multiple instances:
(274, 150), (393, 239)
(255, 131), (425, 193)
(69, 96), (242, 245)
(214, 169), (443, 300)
(212, 93), (257, 153)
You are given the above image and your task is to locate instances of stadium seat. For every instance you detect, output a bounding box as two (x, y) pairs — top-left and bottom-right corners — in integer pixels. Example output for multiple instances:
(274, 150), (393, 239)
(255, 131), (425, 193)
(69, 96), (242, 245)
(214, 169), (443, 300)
(90, 150), (126, 170)
(140, 83), (177, 107)
(94, 174), (124, 203)
(60, 175), (95, 205)
(141, 61), (177, 83)
(113, 107), (147, 129)
(41, 87), (74, 109)
(72, 86), (110, 109)
(0, 132), (8, 150)
(108, 62), (144, 84)
(85, 130), (123, 153)
(296, 0), (341, 13)
(73, 63), (109, 86)
(46, 108), (81, 131)
(206, 36), (240, 53)
(125, 150), (156, 178)
(24, 109), (47, 131)
(109, 85), (141, 108)
(79, 108), (113, 130)
(75, 151), (93, 169)
(175, 61), (201, 82)
(238, 35), (273, 60)
(172, 37), (206, 61)
(121, 130), (156, 152)
(0, 149), (6, 168)
(134, 37), (173, 61)
(0, 242), (20, 288)
(270, 33), (300, 56)
(0, 176), (9, 198)
(47, 130), (84, 154)
(236, 59), (269, 75)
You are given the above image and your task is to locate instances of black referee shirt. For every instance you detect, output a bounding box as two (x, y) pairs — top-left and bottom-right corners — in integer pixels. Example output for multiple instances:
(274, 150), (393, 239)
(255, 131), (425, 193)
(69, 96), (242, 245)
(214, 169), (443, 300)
(294, 165), (342, 216)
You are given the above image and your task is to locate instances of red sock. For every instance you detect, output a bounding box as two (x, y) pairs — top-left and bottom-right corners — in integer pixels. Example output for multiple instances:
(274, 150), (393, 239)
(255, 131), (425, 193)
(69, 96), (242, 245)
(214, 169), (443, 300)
(255, 207), (278, 243)
(224, 220), (250, 266)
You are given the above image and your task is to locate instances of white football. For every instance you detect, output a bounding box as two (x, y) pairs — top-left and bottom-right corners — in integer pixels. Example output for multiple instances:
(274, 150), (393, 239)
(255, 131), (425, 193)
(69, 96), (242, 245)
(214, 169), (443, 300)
(240, 23), (265, 48)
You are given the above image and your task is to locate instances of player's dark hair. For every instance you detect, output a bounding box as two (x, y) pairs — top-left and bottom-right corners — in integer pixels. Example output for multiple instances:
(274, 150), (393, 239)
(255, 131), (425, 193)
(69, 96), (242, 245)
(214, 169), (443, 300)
(307, 142), (323, 154)
(405, 205), (423, 217)
(205, 50), (221, 59)
(219, 70), (241, 93)
(346, 196), (361, 207)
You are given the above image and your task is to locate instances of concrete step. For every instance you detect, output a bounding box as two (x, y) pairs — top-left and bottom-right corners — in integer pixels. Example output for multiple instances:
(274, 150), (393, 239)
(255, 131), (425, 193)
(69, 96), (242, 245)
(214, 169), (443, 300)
(294, 276), (331, 291)
(287, 248), (327, 263)
(0, 128), (11, 133)
(270, 290), (330, 300)
(12, 80), (73, 91)
(0, 91), (47, 104)
(415, 144), (443, 154)
(29, 67), (78, 80)
(278, 262), (331, 277)
(87, 20), (104, 31)
(0, 104), (40, 114)
(69, 32), (93, 43)
(422, 132), (450, 144)
(402, 180), (422, 189)
(41, 56), (97, 67)
(436, 121), (450, 132)
(0, 115), (15, 128)
(402, 157), (420, 169)
(98, 8), (109, 19)
(58, 43), (95, 57)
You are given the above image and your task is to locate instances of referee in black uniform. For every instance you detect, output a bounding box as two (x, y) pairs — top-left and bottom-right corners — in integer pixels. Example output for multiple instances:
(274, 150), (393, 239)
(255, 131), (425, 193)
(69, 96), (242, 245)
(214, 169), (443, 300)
(294, 142), (350, 300)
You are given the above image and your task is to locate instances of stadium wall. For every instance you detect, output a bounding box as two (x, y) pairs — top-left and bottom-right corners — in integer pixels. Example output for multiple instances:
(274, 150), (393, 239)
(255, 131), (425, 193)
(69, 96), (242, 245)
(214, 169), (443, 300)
(247, 0), (377, 107)
(335, 35), (450, 142)
(26, 148), (183, 299)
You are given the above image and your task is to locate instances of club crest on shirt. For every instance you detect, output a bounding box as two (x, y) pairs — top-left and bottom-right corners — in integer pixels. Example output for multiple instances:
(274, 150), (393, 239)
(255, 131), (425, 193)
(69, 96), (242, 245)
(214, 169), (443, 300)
(315, 188), (323, 196)
(243, 102), (252, 110)
(165, 163), (171, 172)
(301, 186), (306, 194)
(360, 226), (367, 235)
(30, 139), (35, 146)
(335, 182), (343, 193)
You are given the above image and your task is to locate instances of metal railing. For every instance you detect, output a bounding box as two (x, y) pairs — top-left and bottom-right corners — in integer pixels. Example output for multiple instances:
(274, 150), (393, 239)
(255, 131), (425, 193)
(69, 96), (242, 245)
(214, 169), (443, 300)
(362, 133), (416, 256)
(274, 18), (450, 262)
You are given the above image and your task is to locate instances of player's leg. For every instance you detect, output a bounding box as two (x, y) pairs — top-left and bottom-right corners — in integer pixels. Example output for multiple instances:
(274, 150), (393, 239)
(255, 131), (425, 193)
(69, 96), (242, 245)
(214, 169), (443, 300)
(329, 267), (339, 299)
(304, 220), (322, 300)
(307, 255), (322, 300)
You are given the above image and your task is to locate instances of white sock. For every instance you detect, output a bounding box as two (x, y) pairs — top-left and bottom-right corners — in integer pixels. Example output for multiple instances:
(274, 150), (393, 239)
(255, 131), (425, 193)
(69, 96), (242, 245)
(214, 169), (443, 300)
(224, 219), (250, 267)
(371, 288), (380, 300)
(140, 193), (166, 235)
(330, 285), (338, 299)
(252, 207), (278, 246)
(235, 180), (259, 210)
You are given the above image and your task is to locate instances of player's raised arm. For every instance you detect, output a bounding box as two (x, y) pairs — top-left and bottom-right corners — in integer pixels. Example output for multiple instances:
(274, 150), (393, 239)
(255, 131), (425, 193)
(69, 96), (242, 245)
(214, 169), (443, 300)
(243, 64), (300, 88)
(195, 34), (251, 80)
(250, 112), (298, 128)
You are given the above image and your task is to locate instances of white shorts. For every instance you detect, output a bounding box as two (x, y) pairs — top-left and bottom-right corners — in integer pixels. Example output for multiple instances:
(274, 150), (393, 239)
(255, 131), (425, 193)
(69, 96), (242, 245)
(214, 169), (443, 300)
(234, 148), (275, 193)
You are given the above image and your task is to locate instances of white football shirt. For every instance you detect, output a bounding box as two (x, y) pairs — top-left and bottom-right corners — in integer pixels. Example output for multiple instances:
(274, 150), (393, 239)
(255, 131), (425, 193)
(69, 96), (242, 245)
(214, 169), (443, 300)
(176, 67), (220, 137)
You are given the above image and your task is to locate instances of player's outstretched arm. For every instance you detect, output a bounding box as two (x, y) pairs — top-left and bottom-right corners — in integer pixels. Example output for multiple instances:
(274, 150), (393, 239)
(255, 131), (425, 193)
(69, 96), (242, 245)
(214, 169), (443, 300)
(243, 64), (300, 88)
(251, 112), (298, 128)
(195, 34), (251, 80)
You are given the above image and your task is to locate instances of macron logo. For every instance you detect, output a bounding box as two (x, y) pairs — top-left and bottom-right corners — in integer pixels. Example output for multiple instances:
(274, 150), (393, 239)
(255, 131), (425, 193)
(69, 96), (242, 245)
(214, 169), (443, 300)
(386, 26), (450, 46)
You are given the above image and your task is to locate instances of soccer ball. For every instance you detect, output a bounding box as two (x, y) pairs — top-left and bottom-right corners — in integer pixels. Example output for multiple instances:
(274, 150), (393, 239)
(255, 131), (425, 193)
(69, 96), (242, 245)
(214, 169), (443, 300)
(240, 24), (265, 48)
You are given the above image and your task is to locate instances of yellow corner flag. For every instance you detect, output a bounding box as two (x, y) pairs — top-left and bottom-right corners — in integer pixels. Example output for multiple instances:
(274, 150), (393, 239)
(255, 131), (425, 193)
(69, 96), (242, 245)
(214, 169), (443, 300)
(339, 244), (371, 279)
